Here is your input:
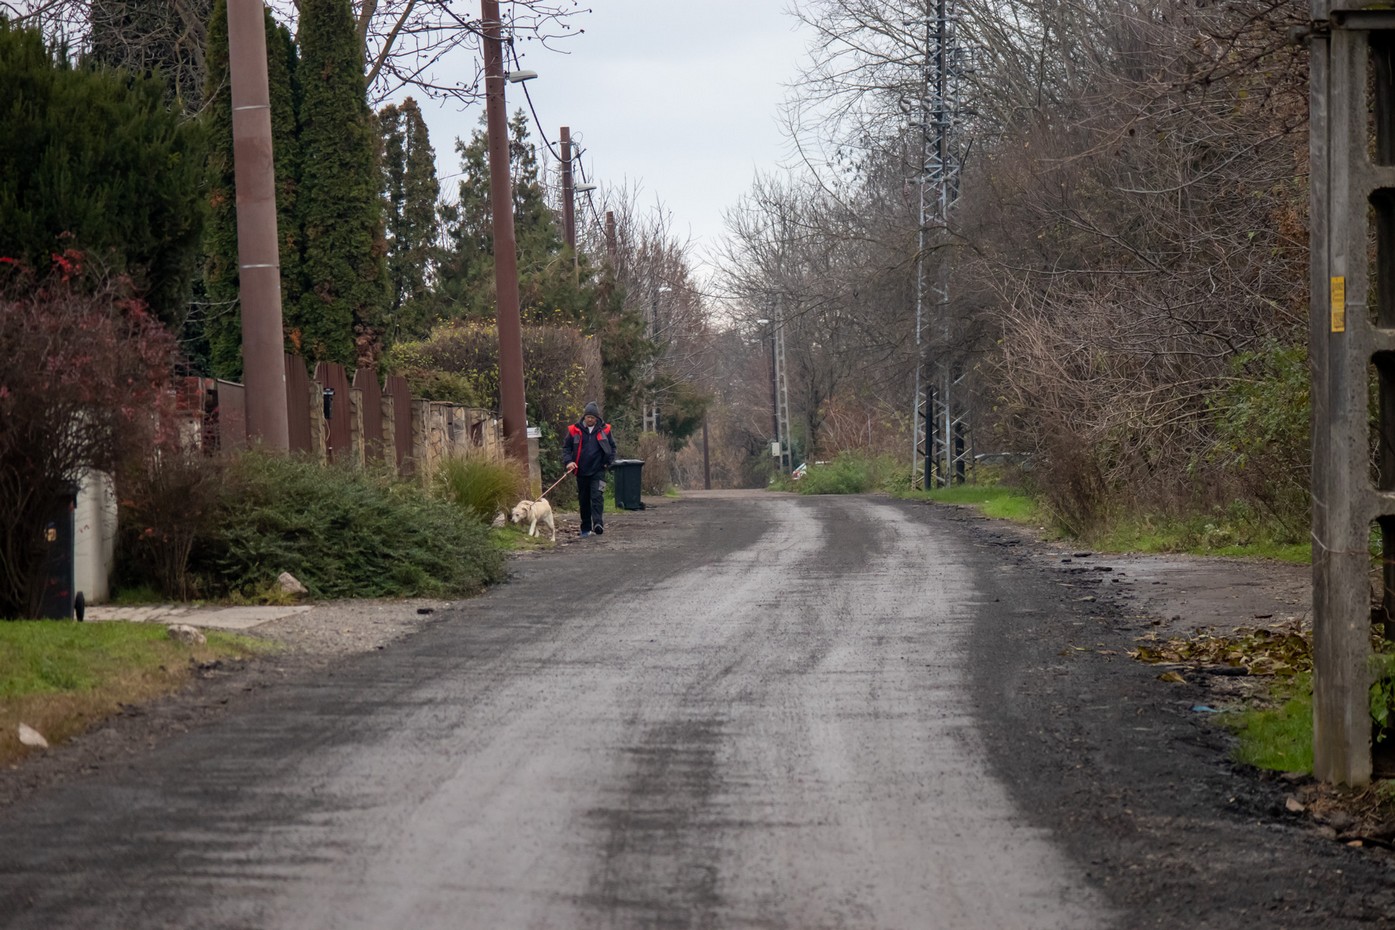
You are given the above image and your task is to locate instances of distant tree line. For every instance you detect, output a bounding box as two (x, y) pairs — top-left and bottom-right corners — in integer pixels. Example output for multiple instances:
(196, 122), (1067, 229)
(713, 0), (1312, 529)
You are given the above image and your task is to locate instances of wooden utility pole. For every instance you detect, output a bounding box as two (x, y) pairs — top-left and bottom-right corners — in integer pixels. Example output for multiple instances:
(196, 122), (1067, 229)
(481, 0), (529, 464)
(227, 0), (288, 450)
(1308, 2), (1395, 786)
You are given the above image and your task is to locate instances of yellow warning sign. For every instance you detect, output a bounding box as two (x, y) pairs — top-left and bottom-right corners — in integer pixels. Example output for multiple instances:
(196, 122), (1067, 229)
(1331, 276), (1346, 333)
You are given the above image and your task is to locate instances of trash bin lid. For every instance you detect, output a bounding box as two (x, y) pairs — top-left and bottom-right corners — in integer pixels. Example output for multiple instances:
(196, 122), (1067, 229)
(613, 459), (645, 465)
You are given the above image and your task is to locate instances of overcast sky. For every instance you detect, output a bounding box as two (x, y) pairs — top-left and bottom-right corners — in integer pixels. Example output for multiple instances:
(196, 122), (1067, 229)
(416, 1), (812, 275)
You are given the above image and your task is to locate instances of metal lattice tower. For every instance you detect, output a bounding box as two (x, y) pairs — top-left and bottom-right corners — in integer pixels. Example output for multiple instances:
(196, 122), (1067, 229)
(774, 303), (794, 473)
(911, 0), (971, 488)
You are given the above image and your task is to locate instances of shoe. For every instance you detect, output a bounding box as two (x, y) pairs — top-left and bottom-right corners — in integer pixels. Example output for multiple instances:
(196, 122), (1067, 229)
(579, 530), (590, 538)
(592, 523), (604, 536)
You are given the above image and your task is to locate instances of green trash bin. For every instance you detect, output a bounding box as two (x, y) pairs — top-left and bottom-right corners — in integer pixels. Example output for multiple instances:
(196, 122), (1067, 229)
(610, 459), (645, 510)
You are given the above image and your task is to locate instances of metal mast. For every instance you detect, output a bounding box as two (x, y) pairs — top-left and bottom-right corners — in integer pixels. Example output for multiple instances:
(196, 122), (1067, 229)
(911, 0), (969, 487)
(774, 301), (794, 473)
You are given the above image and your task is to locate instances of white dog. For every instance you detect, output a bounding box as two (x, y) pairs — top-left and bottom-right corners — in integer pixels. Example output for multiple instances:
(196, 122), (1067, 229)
(510, 498), (556, 541)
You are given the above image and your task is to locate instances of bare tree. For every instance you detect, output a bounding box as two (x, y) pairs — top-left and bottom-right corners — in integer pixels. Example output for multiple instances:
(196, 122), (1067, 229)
(751, 0), (1310, 525)
(2, 0), (588, 106)
(716, 171), (921, 459)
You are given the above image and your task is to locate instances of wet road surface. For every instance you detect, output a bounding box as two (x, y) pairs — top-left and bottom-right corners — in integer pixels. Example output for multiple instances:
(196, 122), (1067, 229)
(0, 493), (1108, 929)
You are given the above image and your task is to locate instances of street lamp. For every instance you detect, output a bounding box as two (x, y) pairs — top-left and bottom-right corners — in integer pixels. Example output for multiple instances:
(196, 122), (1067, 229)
(559, 129), (596, 273)
(505, 70), (538, 83)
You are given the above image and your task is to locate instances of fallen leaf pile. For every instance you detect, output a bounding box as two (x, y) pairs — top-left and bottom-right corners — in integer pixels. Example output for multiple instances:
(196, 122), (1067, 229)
(1129, 620), (1312, 677)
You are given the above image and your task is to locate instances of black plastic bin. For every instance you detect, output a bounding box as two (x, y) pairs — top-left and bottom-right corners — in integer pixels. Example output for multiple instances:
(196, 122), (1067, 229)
(38, 485), (78, 619)
(610, 459), (646, 510)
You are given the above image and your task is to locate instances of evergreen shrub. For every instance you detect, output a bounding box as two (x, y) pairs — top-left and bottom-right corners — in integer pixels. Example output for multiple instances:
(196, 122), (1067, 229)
(0, 20), (206, 328)
(185, 453), (505, 599)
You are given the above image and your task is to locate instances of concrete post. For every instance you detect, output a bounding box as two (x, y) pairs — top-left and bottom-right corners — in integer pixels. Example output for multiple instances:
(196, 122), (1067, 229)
(227, 0), (288, 450)
(1307, 5), (1395, 785)
(481, 0), (529, 465)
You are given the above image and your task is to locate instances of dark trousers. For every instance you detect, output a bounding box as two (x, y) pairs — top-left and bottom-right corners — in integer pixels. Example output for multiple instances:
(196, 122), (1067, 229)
(577, 472), (605, 531)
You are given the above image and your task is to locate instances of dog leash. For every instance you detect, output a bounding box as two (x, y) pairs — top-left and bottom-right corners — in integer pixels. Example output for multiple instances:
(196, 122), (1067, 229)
(536, 471), (571, 502)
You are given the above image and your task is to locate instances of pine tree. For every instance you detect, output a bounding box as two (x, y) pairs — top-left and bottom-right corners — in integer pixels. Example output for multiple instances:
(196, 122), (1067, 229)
(379, 97), (441, 346)
(201, 0), (301, 379)
(0, 19), (205, 328)
(438, 110), (576, 325)
(295, 0), (388, 367)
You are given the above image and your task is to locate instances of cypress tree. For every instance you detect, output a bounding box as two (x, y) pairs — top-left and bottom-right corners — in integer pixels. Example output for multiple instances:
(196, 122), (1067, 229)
(438, 110), (570, 323)
(379, 97), (441, 346)
(0, 19), (204, 327)
(201, 0), (301, 379)
(435, 115), (494, 321)
(295, 0), (388, 367)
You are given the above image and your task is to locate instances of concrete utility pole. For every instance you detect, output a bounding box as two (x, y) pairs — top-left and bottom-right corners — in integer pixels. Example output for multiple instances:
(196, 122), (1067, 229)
(1308, 2), (1395, 786)
(481, 0), (528, 463)
(605, 211), (617, 266)
(560, 126), (576, 251)
(227, 0), (288, 450)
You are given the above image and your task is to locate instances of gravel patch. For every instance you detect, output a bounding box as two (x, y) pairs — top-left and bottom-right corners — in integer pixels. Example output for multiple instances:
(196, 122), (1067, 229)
(245, 597), (457, 660)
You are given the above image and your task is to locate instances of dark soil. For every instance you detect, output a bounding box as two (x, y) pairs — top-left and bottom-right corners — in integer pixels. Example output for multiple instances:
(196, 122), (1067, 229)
(944, 503), (1395, 929)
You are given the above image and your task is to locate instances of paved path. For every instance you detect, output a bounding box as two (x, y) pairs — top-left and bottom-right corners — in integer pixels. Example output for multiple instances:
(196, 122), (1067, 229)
(86, 603), (313, 630)
(0, 494), (1107, 929)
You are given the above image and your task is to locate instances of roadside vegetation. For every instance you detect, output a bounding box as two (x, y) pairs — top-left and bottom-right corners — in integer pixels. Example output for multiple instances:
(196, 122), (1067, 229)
(771, 450), (1307, 562)
(435, 456), (526, 524)
(117, 452), (509, 604)
(0, 621), (275, 765)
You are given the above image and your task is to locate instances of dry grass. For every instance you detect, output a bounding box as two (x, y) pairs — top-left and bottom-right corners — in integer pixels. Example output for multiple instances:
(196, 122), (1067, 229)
(0, 620), (273, 766)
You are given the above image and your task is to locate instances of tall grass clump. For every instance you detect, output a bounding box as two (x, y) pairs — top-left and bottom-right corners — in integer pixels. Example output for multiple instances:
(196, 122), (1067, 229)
(794, 453), (899, 495)
(186, 452), (506, 599)
(436, 456), (524, 522)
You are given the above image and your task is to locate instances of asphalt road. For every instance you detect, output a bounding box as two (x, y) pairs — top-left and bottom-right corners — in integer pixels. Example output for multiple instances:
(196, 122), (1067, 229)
(2, 493), (1115, 928)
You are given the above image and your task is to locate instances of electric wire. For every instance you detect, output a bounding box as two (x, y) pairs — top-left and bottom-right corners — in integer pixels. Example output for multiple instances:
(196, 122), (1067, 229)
(505, 35), (608, 243)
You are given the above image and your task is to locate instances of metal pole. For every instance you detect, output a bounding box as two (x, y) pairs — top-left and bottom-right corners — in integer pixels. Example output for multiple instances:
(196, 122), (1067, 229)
(644, 283), (657, 432)
(701, 417), (711, 490)
(774, 307), (793, 473)
(227, 0), (288, 450)
(935, 0), (952, 487)
(767, 326), (779, 448)
(911, 12), (930, 489)
(482, 0), (528, 463)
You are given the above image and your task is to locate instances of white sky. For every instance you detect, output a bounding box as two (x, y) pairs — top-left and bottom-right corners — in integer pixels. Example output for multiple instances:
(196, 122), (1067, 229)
(417, 1), (812, 275)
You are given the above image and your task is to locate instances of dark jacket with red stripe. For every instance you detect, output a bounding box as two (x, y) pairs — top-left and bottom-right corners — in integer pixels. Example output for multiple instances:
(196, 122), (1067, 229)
(563, 419), (616, 476)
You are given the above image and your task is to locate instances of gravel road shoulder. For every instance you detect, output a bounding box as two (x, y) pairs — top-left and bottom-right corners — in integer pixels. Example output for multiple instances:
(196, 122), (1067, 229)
(937, 502), (1395, 929)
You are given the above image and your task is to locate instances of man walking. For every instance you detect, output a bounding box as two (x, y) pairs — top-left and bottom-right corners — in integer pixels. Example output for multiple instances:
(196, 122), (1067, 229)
(563, 401), (617, 538)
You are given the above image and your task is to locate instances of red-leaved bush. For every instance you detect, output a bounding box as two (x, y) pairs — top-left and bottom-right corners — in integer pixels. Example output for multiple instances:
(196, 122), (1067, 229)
(0, 254), (177, 618)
